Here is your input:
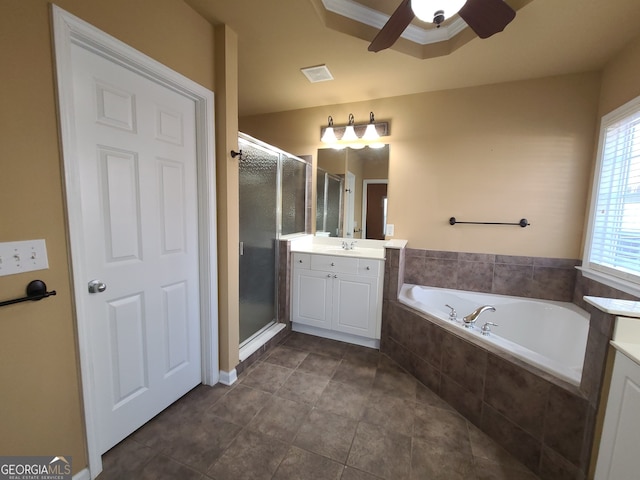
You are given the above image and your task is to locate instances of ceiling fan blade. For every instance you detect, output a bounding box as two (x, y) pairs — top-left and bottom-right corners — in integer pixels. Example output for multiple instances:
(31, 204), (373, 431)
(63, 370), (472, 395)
(458, 0), (516, 39)
(368, 0), (415, 52)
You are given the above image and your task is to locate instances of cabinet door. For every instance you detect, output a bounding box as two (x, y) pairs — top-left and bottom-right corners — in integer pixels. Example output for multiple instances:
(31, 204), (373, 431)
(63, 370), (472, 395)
(292, 268), (332, 329)
(595, 350), (640, 480)
(331, 273), (378, 338)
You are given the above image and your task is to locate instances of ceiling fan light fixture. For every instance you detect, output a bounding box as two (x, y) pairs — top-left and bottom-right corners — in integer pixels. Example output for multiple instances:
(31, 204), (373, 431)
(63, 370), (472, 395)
(411, 0), (468, 24)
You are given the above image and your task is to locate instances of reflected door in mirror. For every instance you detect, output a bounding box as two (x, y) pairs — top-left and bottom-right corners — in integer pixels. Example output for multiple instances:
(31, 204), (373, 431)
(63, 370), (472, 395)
(366, 183), (387, 240)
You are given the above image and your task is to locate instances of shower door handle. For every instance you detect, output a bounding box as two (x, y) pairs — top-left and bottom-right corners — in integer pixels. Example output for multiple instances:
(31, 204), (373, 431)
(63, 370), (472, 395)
(239, 241), (244, 256)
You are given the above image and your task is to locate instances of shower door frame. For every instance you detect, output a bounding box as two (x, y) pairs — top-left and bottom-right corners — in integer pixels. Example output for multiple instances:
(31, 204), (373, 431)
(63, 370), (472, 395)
(238, 133), (309, 348)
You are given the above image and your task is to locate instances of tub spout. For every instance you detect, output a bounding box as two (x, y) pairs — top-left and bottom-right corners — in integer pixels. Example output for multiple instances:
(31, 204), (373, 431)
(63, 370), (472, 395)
(463, 305), (496, 328)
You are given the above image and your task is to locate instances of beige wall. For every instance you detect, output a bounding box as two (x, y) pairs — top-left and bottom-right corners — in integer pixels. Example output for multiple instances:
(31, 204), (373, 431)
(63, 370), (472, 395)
(599, 33), (640, 117)
(0, 0), (215, 473)
(242, 72), (601, 258)
(318, 148), (347, 175)
(214, 25), (240, 372)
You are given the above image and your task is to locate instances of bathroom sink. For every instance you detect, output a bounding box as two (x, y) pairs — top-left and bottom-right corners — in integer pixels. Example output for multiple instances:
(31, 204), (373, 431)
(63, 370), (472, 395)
(288, 236), (391, 260)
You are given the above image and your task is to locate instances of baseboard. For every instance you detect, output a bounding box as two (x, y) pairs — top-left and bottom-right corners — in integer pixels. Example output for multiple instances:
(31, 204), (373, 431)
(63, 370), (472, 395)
(73, 468), (91, 480)
(218, 369), (238, 386)
(292, 323), (380, 349)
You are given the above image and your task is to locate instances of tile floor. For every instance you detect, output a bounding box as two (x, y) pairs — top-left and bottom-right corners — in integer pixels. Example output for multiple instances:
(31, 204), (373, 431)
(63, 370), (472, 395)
(97, 332), (540, 480)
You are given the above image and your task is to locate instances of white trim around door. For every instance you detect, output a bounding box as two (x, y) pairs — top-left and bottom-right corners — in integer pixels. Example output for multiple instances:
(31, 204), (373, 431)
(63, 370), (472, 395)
(51, 5), (218, 478)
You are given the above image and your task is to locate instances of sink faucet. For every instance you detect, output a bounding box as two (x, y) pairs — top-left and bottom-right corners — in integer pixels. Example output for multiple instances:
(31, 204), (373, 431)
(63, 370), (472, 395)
(462, 305), (496, 328)
(341, 240), (357, 250)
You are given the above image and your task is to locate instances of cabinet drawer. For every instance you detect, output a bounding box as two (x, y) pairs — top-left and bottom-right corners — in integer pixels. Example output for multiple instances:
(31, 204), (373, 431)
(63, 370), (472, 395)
(292, 253), (311, 269)
(310, 254), (358, 274)
(357, 259), (382, 277)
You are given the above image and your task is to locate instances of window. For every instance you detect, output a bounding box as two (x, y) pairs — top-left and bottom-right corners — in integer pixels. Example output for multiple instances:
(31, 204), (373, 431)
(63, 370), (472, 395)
(585, 96), (640, 288)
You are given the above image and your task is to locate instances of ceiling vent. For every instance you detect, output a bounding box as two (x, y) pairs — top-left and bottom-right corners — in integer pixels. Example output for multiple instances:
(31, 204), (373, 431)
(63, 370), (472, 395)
(300, 64), (334, 83)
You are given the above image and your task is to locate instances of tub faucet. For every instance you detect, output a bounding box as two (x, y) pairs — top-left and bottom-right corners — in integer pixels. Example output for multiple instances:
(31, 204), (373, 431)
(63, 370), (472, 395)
(444, 304), (457, 322)
(481, 322), (499, 336)
(463, 305), (496, 328)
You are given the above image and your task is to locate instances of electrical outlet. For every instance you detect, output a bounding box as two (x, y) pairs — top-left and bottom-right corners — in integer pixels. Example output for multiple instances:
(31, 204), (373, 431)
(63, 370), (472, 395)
(0, 239), (49, 277)
(386, 224), (395, 236)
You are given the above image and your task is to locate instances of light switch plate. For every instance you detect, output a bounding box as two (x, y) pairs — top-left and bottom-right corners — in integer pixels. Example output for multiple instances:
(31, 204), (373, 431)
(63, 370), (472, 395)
(0, 239), (49, 277)
(386, 224), (395, 236)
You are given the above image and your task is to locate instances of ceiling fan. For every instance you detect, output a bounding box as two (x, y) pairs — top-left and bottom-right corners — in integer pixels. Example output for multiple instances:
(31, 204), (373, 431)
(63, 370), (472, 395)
(368, 0), (516, 52)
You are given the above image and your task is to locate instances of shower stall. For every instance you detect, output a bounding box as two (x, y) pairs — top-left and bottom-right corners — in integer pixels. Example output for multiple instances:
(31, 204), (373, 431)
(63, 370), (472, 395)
(238, 134), (309, 345)
(316, 168), (343, 237)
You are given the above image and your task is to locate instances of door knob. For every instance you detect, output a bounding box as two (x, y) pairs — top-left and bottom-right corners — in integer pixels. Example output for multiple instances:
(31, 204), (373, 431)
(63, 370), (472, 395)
(88, 279), (107, 294)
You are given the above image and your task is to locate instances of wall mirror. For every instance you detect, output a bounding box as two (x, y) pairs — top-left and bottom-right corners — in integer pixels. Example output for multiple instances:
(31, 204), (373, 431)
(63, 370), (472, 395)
(316, 145), (389, 239)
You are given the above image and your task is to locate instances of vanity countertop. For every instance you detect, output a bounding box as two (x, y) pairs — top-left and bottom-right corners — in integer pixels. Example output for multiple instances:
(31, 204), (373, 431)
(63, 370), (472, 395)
(584, 296), (640, 318)
(584, 296), (640, 364)
(289, 236), (407, 260)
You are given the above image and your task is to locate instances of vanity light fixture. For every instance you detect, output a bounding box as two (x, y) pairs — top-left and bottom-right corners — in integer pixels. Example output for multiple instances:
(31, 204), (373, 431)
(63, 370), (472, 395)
(320, 112), (389, 150)
(342, 114), (358, 142)
(320, 116), (338, 143)
(362, 112), (380, 141)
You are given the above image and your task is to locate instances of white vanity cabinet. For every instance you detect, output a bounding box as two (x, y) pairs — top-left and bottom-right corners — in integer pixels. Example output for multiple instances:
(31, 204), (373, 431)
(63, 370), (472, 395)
(291, 252), (383, 348)
(595, 317), (640, 480)
(595, 348), (640, 479)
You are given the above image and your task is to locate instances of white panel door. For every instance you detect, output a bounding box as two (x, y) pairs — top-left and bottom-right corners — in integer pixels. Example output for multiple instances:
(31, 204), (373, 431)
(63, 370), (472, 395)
(70, 43), (201, 454)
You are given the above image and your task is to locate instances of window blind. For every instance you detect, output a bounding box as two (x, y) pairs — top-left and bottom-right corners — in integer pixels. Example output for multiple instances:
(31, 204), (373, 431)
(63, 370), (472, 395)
(588, 106), (640, 282)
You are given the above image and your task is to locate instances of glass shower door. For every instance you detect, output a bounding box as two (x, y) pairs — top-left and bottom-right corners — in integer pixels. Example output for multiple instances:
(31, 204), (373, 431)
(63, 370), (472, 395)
(281, 154), (308, 235)
(238, 139), (278, 344)
(323, 173), (344, 237)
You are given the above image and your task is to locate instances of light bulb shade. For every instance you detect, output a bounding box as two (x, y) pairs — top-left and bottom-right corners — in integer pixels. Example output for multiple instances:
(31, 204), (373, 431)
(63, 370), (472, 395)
(411, 0), (467, 23)
(342, 125), (358, 142)
(362, 123), (380, 141)
(369, 142), (386, 149)
(321, 127), (338, 143)
(349, 143), (365, 150)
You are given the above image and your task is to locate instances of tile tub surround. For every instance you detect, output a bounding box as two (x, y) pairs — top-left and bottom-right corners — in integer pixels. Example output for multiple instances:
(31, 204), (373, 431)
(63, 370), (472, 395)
(401, 248), (581, 302)
(382, 300), (593, 478)
(382, 246), (640, 480)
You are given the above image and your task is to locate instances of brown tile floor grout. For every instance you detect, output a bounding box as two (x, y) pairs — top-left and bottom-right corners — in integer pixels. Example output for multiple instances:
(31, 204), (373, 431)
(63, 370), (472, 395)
(97, 332), (540, 480)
